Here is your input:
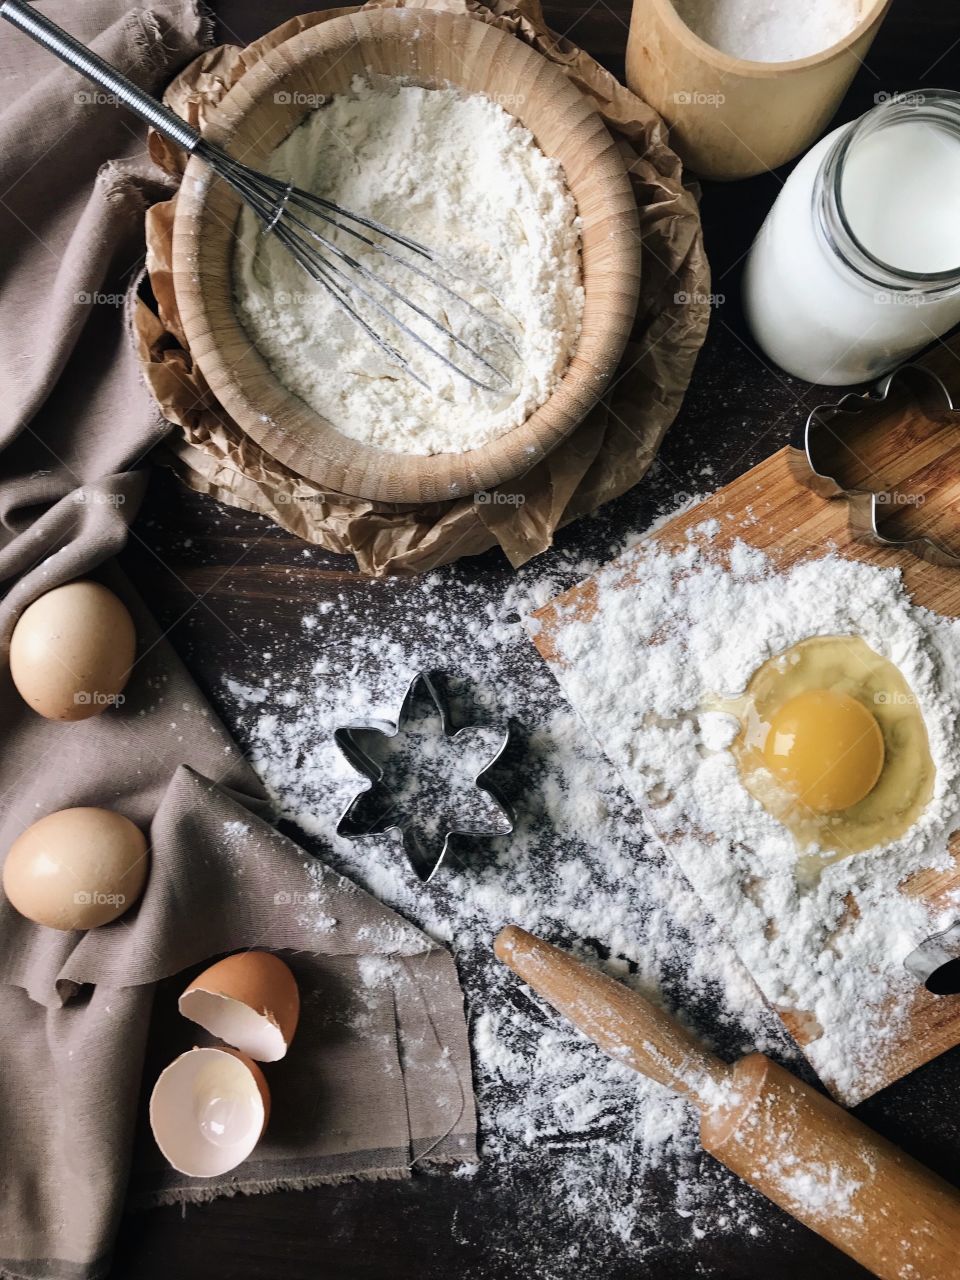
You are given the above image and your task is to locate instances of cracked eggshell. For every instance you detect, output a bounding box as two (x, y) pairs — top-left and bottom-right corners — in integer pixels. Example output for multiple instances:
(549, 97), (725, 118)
(178, 951), (300, 1062)
(150, 1046), (270, 1177)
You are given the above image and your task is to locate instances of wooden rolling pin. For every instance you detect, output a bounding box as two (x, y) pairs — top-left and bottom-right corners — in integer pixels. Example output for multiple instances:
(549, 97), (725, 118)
(495, 925), (960, 1280)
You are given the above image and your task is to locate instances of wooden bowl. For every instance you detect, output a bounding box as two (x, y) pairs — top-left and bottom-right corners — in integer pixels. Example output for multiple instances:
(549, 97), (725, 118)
(172, 9), (641, 505)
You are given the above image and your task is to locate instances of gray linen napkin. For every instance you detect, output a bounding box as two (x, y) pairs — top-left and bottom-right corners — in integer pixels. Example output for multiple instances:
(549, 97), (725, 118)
(0, 5), (477, 1277)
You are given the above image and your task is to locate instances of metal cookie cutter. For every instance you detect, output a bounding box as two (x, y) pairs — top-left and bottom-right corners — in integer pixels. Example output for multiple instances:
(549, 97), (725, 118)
(904, 923), (960, 996)
(334, 672), (515, 883)
(791, 361), (960, 568)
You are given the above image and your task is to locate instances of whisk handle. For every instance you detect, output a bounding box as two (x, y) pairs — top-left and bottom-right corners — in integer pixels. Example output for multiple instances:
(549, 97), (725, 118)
(0, 0), (201, 152)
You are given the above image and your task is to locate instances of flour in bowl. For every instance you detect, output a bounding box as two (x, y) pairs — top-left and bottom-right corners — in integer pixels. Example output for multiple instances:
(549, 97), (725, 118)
(233, 81), (584, 456)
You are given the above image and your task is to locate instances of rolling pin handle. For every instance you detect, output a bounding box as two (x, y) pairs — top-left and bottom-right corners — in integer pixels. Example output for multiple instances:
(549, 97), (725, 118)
(494, 925), (732, 1107)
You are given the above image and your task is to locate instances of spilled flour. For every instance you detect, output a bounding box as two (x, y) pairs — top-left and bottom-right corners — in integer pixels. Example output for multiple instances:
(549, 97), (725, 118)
(212, 492), (960, 1271)
(217, 504), (800, 1274)
(540, 524), (960, 1103)
(233, 80), (583, 455)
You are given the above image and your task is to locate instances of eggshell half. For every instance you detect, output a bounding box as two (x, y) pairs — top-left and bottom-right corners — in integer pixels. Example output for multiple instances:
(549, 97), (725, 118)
(9, 580), (136, 721)
(2, 807), (148, 930)
(179, 951), (300, 1062)
(150, 1046), (270, 1177)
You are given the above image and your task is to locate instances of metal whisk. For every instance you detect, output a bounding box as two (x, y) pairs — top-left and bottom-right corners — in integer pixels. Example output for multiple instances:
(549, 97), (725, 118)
(1, 0), (516, 395)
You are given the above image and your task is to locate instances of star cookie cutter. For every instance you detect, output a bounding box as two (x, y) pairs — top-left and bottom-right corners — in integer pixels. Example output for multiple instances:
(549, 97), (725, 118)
(790, 360), (960, 568)
(334, 672), (515, 883)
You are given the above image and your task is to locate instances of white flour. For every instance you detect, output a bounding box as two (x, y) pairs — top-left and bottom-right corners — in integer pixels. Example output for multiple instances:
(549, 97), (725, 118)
(671, 0), (862, 61)
(213, 494), (958, 1268)
(545, 526), (960, 1102)
(233, 81), (583, 456)
(217, 504), (792, 1271)
(763, 1155), (863, 1223)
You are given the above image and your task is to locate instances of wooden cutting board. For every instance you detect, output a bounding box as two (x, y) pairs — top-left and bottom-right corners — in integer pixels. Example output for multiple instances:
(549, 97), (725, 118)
(530, 401), (960, 1105)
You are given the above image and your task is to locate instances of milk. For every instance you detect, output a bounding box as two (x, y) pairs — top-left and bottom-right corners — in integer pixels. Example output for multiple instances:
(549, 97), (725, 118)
(841, 119), (960, 273)
(743, 94), (960, 385)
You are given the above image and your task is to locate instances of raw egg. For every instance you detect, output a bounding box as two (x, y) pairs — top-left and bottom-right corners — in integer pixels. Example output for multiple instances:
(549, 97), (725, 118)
(2, 807), (149, 930)
(718, 635), (935, 867)
(150, 1046), (270, 1177)
(763, 688), (885, 812)
(9, 580), (136, 720)
(179, 952), (300, 1062)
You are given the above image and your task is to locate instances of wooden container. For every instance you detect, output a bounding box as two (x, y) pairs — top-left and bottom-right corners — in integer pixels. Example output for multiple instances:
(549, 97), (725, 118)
(625, 0), (892, 180)
(172, 9), (641, 505)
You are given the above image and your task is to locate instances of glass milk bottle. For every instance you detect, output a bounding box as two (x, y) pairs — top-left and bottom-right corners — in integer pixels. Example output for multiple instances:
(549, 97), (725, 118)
(743, 90), (960, 385)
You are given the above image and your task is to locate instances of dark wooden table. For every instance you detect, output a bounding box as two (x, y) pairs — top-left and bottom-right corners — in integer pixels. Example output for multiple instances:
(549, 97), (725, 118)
(111, 1), (960, 1276)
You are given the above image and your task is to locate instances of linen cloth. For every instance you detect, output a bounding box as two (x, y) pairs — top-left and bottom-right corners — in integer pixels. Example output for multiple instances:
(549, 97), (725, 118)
(0, 5), (477, 1277)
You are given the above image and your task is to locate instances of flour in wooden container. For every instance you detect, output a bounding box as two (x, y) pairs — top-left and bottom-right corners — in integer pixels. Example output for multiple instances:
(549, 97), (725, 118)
(233, 81), (583, 456)
(671, 0), (862, 61)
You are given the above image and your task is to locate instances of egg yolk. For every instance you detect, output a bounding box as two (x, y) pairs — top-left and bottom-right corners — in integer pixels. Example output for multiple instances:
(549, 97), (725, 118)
(762, 689), (885, 813)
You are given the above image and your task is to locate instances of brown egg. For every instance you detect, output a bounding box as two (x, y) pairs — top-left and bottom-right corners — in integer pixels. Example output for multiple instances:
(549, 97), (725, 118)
(149, 1046), (270, 1177)
(9, 580), (136, 721)
(179, 952), (300, 1062)
(2, 807), (149, 931)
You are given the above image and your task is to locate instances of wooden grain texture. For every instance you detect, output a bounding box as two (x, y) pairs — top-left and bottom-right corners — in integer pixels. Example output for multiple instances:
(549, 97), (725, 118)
(108, 0), (960, 1276)
(172, 8), (641, 505)
(530, 408), (960, 1102)
(703, 1054), (960, 1280)
(497, 927), (960, 1280)
(625, 0), (892, 179)
(495, 925), (729, 1102)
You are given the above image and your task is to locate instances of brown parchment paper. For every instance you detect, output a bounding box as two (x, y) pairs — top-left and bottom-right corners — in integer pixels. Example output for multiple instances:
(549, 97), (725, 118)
(134, 0), (710, 576)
